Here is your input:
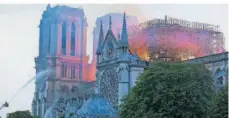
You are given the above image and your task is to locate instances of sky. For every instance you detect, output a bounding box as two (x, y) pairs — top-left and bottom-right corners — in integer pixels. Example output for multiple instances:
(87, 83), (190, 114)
(0, 4), (228, 117)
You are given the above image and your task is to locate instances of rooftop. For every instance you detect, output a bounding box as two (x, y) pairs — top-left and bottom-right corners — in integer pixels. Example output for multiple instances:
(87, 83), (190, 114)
(77, 94), (118, 117)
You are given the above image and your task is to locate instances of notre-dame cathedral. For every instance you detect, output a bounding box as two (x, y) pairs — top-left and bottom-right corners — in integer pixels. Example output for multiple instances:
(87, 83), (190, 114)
(32, 4), (228, 118)
(32, 4), (146, 118)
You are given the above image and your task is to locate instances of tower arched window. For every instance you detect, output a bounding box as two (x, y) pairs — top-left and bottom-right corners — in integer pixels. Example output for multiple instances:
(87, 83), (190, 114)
(215, 68), (223, 85)
(60, 85), (69, 100)
(61, 63), (67, 78)
(71, 86), (78, 93)
(71, 23), (76, 56)
(62, 22), (67, 55)
(76, 64), (80, 80)
(215, 68), (221, 74)
(48, 25), (51, 54)
(71, 64), (76, 79)
(61, 63), (64, 78)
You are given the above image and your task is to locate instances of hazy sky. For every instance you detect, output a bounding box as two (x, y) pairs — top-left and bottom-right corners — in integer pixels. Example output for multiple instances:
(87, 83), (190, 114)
(0, 4), (228, 117)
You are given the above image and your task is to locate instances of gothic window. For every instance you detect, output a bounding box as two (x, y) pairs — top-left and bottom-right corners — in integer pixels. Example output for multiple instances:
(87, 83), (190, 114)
(215, 68), (221, 75)
(217, 77), (224, 85)
(106, 40), (114, 58)
(48, 25), (51, 54)
(74, 64), (80, 80)
(62, 22), (67, 55)
(64, 64), (67, 78)
(71, 64), (76, 79)
(71, 23), (76, 56)
(108, 49), (113, 55)
(215, 68), (224, 85)
(61, 63), (67, 78)
(60, 85), (69, 100)
(100, 68), (119, 106)
(61, 86), (69, 93)
(61, 63), (64, 78)
(71, 86), (78, 93)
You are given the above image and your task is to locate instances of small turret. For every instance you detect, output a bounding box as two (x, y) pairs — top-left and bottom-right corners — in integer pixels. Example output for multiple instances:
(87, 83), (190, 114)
(121, 12), (129, 48)
(119, 12), (130, 55)
(165, 15), (168, 23)
(96, 20), (104, 55)
(109, 15), (112, 30)
(46, 4), (51, 10)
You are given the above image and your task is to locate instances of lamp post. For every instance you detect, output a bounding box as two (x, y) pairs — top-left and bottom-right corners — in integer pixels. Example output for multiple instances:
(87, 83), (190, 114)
(0, 102), (9, 111)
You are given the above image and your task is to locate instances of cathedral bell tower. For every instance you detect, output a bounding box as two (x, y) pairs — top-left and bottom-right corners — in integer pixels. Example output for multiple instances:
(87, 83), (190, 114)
(32, 5), (90, 118)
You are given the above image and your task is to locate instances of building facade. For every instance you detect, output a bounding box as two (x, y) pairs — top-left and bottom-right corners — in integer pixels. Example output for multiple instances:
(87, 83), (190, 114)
(32, 5), (228, 118)
(87, 13), (139, 82)
(39, 11), (146, 118)
(32, 5), (94, 117)
(185, 52), (228, 92)
(95, 13), (147, 108)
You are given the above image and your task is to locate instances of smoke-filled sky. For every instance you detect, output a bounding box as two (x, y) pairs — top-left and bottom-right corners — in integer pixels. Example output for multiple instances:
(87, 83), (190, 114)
(0, 4), (228, 117)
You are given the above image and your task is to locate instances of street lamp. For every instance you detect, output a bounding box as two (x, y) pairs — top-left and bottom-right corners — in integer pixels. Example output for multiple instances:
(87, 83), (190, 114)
(0, 102), (9, 111)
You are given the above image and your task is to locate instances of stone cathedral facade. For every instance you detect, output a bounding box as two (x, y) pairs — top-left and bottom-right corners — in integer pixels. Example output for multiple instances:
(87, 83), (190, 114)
(185, 52), (228, 92)
(32, 4), (228, 118)
(32, 5), (95, 117)
(95, 13), (147, 108)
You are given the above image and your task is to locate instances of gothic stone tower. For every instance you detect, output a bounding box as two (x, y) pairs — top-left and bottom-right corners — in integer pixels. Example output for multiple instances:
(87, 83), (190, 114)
(32, 5), (89, 117)
(93, 13), (138, 61)
(96, 13), (147, 108)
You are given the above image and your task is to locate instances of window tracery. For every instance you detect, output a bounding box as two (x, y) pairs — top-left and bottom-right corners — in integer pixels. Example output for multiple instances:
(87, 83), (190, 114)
(215, 68), (224, 85)
(100, 68), (119, 106)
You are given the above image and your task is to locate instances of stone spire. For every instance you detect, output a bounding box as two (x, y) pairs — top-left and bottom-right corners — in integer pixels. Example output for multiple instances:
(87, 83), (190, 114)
(121, 12), (129, 47)
(118, 33), (121, 40)
(165, 15), (168, 23)
(98, 20), (104, 44)
(109, 15), (112, 30)
(96, 20), (104, 54)
(46, 4), (51, 10)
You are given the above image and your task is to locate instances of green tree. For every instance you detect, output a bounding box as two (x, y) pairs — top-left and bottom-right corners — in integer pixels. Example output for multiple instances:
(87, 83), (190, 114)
(209, 84), (228, 118)
(60, 114), (65, 118)
(7, 110), (33, 118)
(33, 116), (40, 118)
(120, 61), (215, 118)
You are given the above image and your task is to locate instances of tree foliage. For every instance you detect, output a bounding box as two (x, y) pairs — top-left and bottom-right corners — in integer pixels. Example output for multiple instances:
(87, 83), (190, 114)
(33, 116), (40, 118)
(59, 113), (65, 118)
(6, 110), (40, 118)
(209, 84), (228, 118)
(120, 61), (215, 118)
(7, 110), (33, 118)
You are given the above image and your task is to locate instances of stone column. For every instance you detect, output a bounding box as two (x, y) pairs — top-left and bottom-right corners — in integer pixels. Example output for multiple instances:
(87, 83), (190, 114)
(118, 63), (130, 105)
